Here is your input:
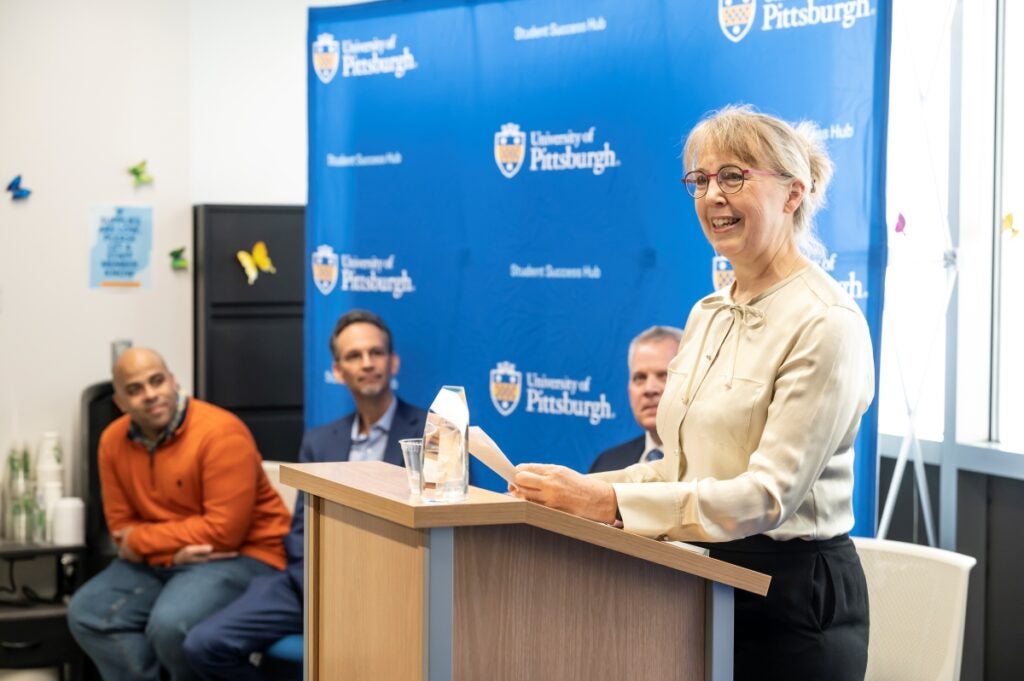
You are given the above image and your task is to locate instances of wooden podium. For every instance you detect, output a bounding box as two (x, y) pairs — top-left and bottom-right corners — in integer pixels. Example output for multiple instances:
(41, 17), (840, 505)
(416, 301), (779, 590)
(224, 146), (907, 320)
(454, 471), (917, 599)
(281, 461), (770, 681)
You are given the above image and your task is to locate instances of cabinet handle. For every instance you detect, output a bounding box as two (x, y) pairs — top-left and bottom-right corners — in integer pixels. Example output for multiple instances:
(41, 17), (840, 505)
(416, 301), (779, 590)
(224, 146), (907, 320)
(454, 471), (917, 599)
(1, 640), (41, 650)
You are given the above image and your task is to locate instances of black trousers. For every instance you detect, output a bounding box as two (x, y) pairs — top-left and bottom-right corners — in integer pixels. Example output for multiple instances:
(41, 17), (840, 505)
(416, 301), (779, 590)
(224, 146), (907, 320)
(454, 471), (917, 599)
(697, 534), (869, 681)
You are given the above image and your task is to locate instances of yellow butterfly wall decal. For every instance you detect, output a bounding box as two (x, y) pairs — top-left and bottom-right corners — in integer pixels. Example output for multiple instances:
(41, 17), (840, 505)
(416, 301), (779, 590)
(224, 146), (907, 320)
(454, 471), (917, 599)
(1002, 213), (1017, 239)
(236, 241), (277, 285)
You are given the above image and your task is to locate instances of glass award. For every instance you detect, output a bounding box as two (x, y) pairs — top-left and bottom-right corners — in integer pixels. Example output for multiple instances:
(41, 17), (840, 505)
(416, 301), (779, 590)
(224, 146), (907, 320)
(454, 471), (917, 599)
(422, 386), (470, 503)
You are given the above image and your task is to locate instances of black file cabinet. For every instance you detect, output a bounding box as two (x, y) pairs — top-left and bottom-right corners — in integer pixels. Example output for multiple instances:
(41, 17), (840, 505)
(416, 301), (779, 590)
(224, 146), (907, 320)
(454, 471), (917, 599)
(0, 542), (86, 680)
(193, 204), (306, 463)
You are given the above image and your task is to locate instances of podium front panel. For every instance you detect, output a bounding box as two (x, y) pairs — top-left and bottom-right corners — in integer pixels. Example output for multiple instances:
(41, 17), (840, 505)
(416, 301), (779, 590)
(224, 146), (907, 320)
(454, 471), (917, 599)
(453, 524), (706, 680)
(315, 501), (427, 679)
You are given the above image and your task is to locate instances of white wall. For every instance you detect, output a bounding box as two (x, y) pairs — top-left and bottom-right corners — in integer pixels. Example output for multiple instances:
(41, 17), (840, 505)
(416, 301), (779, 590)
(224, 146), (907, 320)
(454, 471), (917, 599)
(190, 0), (370, 204)
(0, 1), (192, 494)
(0, 0), (366, 494)
(191, 0), (331, 204)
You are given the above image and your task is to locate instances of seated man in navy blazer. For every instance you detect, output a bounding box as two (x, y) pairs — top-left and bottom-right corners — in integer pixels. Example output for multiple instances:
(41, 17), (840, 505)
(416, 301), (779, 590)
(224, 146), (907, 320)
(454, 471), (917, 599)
(589, 325), (682, 473)
(184, 309), (427, 681)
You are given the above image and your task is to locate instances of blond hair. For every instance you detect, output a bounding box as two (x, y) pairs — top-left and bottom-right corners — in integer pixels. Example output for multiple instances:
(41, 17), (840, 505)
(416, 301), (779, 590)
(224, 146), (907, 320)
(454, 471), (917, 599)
(683, 104), (833, 260)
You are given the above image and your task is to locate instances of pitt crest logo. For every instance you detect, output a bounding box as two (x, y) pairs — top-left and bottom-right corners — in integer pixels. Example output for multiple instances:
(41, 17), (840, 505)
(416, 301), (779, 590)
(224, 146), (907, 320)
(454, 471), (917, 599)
(311, 245), (339, 295)
(494, 123), (526, 179)
(312, 33), (340, 84)
(490, 361), (523, 416)
(712, 255), (735, 291)
(719, 0), (757, 43)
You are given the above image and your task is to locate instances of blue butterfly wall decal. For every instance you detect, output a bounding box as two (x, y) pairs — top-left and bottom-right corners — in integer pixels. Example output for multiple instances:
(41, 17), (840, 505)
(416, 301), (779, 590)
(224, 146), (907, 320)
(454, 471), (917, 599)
(6, 175), (31, 200)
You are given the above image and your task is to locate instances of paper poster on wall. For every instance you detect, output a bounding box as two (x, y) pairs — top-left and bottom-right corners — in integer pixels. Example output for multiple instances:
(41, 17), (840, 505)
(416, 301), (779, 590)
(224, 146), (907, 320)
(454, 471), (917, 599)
(88, 205), (153, 288)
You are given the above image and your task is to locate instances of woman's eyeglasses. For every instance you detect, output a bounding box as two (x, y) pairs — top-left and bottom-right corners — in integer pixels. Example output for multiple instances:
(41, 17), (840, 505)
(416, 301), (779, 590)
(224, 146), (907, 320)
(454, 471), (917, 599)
(681, 165), (784, 199)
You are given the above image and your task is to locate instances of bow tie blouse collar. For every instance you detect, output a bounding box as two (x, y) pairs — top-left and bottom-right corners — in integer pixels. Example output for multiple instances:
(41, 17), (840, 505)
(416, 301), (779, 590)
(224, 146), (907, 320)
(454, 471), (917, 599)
(683, 294), (766, 402)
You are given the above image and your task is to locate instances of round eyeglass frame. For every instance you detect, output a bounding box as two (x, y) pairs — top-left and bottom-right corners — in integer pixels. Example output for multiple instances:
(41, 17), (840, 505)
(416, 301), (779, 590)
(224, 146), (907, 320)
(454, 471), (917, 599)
(681, 165), (783, 199)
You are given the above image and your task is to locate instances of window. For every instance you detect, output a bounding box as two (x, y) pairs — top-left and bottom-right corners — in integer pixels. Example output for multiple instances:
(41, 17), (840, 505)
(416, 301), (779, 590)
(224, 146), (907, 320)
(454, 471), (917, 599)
(880, 1), (1024, 455)
(996, 0), (1024, 451)
(878, 1), (957, 442)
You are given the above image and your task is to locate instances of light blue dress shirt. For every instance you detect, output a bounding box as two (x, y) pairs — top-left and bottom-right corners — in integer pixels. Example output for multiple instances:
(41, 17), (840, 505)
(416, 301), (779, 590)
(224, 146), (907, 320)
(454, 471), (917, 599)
(348, 397), (398, 462)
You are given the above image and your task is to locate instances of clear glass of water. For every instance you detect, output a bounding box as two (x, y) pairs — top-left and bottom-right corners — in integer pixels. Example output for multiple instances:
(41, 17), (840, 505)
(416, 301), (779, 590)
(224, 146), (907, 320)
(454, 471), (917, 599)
(399, 438), (423, 497)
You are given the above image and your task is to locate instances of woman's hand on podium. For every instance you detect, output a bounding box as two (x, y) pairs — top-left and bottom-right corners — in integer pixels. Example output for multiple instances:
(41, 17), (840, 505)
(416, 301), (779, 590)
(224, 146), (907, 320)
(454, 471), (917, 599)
(510, 463), (618, 525)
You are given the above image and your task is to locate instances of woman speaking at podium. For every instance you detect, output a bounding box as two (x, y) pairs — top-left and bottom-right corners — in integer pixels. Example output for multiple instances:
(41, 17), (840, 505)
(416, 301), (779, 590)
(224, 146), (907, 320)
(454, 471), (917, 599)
(512, 105), (873, 680)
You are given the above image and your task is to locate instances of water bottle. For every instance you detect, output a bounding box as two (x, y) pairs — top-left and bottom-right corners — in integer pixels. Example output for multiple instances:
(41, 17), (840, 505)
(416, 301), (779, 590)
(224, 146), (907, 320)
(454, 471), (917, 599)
(12, 495), (35, 543)
(5, 448), (21, 539)
(6, 447), (34, 543)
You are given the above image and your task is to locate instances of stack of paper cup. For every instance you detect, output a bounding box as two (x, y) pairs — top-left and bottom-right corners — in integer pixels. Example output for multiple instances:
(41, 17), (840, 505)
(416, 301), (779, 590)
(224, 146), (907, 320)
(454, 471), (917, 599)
(38, 481), (64, 543)
(36, 463), (62, 486)
(36, 432), (64, 496)
(37, 432), (62, 468)
(52, 497), (85, 546)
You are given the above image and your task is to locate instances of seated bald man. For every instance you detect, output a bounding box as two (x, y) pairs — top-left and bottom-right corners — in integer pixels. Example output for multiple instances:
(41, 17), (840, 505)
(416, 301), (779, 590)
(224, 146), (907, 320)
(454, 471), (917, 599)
(67, 348), (291, 681)
(589, 326), (682, 473)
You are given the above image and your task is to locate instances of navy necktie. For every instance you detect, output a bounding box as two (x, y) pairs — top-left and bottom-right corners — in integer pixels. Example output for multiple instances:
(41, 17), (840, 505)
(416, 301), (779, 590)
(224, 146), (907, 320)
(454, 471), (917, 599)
(646, 448), (664, 462)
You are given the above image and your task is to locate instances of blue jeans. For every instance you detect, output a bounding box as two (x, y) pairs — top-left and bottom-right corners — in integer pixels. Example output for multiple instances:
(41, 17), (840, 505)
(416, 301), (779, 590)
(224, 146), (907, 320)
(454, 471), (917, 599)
(67, 557), (275, 681)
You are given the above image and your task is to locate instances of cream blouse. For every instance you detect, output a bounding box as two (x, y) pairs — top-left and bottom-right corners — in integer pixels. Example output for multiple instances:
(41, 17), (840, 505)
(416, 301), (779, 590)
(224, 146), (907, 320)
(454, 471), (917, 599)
(594, 264), (874, 542)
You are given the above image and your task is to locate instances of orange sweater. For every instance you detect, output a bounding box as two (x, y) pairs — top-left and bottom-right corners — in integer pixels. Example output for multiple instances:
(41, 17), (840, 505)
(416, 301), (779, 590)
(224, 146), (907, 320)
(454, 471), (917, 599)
(98, 398), (290, 569)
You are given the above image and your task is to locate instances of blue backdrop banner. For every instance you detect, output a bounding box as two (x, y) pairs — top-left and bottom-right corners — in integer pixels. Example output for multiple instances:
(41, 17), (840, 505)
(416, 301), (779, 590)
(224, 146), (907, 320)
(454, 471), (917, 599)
(306, 0), (890, 536)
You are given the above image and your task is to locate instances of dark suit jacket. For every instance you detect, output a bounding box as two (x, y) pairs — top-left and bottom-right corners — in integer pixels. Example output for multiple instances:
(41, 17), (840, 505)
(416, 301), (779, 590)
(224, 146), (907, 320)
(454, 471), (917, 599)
(588, 435), (645, 473)
(284, 398), (426, 586)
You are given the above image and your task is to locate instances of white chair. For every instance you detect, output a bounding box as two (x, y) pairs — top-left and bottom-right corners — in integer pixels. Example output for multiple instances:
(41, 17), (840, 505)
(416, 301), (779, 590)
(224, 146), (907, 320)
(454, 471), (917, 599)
(262, 460), (298, 513)
(853, 536), (976, 681)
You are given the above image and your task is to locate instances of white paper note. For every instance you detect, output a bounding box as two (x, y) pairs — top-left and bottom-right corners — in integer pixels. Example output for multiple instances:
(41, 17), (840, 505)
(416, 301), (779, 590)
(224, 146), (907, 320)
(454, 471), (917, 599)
(468, 426), (517, 482)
